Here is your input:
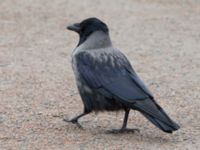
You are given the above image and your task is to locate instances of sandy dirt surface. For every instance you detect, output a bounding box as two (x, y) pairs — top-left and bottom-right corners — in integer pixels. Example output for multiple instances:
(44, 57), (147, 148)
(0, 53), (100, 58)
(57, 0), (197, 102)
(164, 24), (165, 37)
(0, 0), (200, 149)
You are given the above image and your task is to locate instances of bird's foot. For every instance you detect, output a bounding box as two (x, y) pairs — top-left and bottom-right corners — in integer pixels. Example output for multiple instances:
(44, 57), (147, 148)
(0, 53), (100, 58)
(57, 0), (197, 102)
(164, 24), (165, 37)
(63, 118), (83, 129)
(106, 128), (140, 134)
(63, 117), (78, 124)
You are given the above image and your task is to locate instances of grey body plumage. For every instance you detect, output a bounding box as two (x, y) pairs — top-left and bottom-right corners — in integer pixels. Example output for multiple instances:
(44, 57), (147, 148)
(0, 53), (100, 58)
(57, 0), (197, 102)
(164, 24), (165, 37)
(66, 18), (180, 133)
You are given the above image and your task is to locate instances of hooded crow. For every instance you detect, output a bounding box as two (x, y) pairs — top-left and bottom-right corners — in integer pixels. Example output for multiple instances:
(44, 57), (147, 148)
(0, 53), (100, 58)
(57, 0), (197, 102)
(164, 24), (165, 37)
(65, 17), (180, 133)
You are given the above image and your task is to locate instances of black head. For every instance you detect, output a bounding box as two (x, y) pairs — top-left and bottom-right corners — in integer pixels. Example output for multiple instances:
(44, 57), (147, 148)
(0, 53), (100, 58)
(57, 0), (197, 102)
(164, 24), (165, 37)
(67, 17), (109, 46)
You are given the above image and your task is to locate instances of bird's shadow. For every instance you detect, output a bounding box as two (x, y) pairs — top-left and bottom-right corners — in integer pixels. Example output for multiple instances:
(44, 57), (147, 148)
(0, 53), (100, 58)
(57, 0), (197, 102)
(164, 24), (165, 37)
(63, 121), (177, 144)
(102, 129), (176, 144)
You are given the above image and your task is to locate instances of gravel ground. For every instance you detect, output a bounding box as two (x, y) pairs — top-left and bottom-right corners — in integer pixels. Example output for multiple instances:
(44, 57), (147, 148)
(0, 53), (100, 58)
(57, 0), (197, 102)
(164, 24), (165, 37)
(0, 0), (200, 149)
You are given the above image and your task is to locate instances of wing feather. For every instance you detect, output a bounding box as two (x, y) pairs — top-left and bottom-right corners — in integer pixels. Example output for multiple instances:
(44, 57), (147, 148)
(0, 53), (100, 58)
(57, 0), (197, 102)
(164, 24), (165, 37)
(76, 49), (153, 102)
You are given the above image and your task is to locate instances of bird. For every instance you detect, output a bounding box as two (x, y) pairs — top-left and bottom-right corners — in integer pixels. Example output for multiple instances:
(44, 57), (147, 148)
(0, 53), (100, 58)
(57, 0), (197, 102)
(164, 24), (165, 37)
(65, 17), (180, 133)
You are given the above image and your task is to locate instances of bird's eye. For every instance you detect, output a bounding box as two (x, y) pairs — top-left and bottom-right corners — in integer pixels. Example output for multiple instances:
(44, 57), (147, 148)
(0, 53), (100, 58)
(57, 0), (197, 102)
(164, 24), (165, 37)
(80, 27), (86, 34)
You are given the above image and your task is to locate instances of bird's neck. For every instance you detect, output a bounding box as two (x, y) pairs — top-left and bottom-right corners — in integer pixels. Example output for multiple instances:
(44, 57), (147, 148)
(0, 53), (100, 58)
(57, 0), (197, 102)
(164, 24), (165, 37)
(77, 31), (112, 50)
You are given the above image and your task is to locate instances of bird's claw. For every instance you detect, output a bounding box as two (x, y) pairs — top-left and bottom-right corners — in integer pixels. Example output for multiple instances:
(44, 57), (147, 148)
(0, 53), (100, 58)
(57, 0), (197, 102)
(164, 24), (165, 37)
(63, 118), (83, 129)
(106, 128), (140, 134)
(63, 118), (77, 123)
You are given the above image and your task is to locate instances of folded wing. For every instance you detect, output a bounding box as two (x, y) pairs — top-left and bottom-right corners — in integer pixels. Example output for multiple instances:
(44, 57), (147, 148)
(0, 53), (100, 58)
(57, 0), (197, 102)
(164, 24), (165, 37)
(76, 49), (153, 102)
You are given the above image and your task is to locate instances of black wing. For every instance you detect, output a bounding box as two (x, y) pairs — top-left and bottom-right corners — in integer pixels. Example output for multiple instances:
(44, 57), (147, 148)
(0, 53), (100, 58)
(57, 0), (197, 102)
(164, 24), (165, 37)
(76, 49), (153, 102)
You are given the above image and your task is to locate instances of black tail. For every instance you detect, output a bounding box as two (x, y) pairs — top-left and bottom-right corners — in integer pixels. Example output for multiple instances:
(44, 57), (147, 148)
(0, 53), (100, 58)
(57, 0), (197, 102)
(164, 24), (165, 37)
(133, 98), (180, 133)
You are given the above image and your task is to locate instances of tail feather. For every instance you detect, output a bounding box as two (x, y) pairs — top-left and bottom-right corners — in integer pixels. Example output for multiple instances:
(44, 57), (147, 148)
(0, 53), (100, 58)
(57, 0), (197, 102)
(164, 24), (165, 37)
(133, 98), (180, 133)
(142, 112), (179, 133)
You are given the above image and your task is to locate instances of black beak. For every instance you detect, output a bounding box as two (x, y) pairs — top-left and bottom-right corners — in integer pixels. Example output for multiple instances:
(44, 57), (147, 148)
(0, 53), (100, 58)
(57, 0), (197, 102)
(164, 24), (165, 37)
(67, 23), (81, 32)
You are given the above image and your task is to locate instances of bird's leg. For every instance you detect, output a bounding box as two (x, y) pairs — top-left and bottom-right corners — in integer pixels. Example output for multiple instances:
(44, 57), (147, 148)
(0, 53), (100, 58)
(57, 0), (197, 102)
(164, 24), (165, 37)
(107, 109), (140, 134)
(63, 112), (89, 128)
(64, 113), (87, 123)
(121, 108), (130, 129)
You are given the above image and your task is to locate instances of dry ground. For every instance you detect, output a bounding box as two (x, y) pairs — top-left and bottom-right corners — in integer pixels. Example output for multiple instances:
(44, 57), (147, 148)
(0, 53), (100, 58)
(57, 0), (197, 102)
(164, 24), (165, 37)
(0, 0), (200, 149)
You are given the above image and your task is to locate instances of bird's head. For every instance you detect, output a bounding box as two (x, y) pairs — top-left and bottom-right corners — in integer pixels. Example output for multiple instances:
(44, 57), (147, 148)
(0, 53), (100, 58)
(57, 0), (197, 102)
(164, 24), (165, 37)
(67, 17), (109, 46)
(67, 17), (108, 36)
